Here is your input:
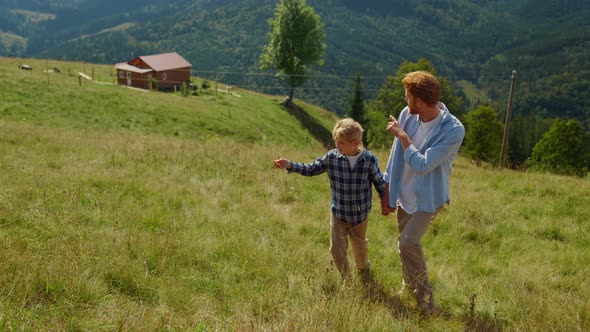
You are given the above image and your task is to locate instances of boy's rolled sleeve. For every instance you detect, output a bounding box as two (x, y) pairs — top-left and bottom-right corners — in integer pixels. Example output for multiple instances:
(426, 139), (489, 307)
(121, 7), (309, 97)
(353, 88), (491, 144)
(287, 154), (328, 177)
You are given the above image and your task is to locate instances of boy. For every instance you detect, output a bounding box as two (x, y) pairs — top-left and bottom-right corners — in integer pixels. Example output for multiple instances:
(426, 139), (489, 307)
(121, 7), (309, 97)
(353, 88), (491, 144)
(274, 118), (386, 279)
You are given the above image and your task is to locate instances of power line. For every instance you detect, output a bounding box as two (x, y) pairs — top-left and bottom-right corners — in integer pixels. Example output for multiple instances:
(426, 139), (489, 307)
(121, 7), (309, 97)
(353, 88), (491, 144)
(190, 69), (392, 79)
(111, 62), (527, 95)
(112, 65), (520, 82)
(190, 68), (512, 81)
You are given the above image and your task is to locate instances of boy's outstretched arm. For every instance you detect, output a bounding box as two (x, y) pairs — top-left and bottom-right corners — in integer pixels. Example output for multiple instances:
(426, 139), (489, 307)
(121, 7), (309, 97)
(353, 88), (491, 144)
(275, 154), (327, 176)
(274, 158), (291, 170)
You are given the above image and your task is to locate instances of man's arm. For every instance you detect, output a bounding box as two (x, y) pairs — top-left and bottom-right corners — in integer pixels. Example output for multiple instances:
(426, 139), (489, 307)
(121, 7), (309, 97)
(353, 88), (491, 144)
(403, 125), (465, 175)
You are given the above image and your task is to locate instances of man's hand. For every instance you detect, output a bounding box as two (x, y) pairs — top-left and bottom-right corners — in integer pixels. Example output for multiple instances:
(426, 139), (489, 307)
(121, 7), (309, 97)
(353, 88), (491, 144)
(386, 115), (411, 150)
(381, 196), (396, 216)
(386, 115), (403, 137)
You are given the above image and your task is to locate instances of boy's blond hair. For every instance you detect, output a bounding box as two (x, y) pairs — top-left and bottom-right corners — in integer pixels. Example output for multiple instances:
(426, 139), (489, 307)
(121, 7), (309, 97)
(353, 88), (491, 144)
(332, 118), (364, 144)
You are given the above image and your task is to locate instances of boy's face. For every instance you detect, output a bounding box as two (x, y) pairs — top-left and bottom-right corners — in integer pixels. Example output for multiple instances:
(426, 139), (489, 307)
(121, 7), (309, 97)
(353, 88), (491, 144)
(335, 137), (361, 156)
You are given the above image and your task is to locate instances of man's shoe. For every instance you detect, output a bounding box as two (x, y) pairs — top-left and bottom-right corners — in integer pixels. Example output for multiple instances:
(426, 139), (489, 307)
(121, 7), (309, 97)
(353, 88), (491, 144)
(419, 304), (442, 317)
(358, 261), (372, 283)
(396, 283), (416, 297)
(418, 294), (439, 316)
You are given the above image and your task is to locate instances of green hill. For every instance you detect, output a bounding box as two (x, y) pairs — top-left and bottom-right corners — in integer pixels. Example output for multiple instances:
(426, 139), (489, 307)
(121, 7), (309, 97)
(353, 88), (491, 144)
(1, 57), (589, 330)
(0, 56), (339, 148)
(1, 0), (589, 125)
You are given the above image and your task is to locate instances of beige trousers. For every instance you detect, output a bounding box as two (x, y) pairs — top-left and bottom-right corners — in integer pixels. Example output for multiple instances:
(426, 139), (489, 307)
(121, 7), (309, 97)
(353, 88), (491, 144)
(397, 206), (441, 308)
(330, 215), (369, 277)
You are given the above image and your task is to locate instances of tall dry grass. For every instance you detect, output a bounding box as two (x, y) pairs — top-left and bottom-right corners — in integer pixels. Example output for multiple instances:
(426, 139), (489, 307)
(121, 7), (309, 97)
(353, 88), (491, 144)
(1, 57), (589, 330)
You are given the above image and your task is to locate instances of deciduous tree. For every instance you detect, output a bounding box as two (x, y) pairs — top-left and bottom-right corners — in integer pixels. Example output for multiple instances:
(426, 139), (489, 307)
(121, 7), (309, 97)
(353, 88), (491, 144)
(528, 119), (590, 177)
(259, 0), (325, 104)
(464, 105), (503, 165)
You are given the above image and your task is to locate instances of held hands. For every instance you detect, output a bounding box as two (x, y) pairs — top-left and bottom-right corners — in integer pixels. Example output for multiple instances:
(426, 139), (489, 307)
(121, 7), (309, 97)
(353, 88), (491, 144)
(273, 158), (291, 170)
(381, 200), (397, 216)
(381, 184), (396, 216)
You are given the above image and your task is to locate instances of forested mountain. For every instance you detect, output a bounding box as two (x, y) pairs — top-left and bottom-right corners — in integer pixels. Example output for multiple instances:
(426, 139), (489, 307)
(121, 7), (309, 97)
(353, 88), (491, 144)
(2, 0), (589, 133)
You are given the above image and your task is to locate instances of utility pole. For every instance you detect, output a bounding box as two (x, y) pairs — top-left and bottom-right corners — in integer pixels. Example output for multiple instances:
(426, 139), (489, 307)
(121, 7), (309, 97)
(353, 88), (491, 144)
(46, 58), (50, 86)
(499, 69), (518, 168)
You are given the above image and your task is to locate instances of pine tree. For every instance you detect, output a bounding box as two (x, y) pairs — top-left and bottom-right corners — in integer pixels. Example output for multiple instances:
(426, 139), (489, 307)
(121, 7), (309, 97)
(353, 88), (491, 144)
(346, 74), (369, 146)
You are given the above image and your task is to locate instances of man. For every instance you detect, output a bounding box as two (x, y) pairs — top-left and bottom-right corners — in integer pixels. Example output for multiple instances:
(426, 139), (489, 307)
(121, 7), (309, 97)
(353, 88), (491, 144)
(381, 71), (465, 315)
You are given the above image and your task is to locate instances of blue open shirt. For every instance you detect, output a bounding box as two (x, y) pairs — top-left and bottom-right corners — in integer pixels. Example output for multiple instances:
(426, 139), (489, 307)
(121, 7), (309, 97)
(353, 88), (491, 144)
(384, 103), (465, 213)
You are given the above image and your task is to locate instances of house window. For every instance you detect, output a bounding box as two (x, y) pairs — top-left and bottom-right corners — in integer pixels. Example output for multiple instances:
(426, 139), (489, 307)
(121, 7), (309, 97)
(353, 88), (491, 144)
(162, 72), (167, 81)
(119, 71), (124, 78)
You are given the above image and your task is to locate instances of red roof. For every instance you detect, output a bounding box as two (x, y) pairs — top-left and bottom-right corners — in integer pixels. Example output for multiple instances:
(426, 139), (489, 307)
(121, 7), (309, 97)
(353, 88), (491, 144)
(115, 62), (154, 73)
(129, 52), (191, 71)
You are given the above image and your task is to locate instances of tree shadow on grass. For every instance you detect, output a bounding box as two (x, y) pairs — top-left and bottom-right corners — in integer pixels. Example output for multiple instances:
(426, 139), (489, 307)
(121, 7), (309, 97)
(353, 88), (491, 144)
(282, 101), (334, 149)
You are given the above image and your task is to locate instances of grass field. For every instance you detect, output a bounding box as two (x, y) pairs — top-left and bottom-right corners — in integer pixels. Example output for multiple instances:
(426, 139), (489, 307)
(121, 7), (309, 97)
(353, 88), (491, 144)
(1, 57), (589, 331)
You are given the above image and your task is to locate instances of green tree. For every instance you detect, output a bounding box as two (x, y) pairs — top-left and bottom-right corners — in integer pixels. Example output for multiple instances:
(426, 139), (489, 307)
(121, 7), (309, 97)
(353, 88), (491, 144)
(528, 119), (590, 177)
(346, 74), (370, 146)
(463, 105), (503, 166)
(508, 113), (553, 167)
(366, 58), (464, 148)
(259, 0), (326, 104)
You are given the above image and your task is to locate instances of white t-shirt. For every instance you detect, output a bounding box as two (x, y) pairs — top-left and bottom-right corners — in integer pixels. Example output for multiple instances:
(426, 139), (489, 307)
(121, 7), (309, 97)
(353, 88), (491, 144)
(346, 149), (363, 170)
(399, 111), (443, 214)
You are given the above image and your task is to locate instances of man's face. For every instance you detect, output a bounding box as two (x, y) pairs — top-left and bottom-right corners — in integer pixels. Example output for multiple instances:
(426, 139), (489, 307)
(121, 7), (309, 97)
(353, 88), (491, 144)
(405, 89), (420, 114)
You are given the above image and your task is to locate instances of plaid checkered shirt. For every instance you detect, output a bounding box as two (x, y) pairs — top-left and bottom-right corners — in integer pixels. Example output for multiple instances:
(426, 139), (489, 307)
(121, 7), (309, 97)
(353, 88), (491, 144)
(288, 149), (386, 225)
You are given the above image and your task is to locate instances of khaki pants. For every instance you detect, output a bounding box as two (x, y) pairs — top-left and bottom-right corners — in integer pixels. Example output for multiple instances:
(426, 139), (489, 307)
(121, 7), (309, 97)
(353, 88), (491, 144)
(330, 215), (369, 278)
(397, 207), (441, 308)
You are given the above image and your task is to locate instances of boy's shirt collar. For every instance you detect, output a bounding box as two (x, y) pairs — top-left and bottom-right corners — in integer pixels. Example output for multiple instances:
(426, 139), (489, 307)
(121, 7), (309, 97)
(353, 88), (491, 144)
(336, 148), (366, 160)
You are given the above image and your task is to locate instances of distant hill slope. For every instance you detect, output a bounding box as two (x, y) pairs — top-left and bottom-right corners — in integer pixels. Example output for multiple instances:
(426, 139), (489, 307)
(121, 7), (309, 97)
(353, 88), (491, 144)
(0, 56), (339, 150)
(1, 0), (589, 126)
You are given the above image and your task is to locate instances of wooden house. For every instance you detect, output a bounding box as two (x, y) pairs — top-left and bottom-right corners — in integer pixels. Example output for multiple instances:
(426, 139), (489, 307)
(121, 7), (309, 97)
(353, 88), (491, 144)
(115, 52), (191, 90)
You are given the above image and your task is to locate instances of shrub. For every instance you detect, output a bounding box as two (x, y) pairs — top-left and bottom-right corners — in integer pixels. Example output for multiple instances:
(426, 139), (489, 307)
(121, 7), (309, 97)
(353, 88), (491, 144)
(528, 119), (590, 176)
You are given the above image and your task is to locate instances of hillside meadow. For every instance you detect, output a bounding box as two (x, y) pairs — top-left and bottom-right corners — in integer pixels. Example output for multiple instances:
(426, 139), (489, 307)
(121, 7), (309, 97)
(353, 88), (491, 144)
(1, 57), (590, 331)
